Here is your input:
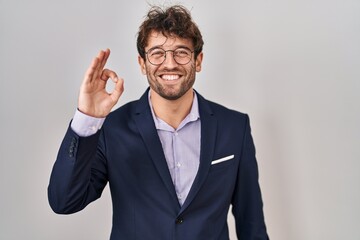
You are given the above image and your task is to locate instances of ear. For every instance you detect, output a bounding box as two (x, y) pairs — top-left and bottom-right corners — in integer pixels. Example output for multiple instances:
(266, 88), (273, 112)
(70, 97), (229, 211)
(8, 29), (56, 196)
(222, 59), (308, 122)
(195, 52), (203, 72)
(138, 55), (147, 75)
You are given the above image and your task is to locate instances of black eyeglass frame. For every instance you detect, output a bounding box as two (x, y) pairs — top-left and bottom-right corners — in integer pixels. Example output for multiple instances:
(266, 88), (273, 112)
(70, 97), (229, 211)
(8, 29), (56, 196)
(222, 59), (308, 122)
(145, 47), (195, 66)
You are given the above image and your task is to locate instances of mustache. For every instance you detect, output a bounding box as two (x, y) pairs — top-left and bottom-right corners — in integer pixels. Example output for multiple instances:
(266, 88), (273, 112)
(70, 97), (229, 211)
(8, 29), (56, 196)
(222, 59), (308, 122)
(157, 67), (183, 73)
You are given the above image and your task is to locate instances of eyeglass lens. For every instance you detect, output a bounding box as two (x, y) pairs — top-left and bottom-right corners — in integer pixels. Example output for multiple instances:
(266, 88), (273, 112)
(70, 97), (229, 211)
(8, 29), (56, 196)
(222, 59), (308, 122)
(146, 48), (193, 65)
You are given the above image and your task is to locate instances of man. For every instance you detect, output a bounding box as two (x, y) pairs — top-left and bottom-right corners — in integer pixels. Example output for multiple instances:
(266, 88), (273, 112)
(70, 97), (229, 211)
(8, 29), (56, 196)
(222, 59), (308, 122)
(48, 5), (269, 240)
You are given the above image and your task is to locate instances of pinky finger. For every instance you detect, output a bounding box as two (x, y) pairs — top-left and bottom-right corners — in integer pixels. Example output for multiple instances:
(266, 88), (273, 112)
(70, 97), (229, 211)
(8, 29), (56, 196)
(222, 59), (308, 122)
(84, 57), (100, 84)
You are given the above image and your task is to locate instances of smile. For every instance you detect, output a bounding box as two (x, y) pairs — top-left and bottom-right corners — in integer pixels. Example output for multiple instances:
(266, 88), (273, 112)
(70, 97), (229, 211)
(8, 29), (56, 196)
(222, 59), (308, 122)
(160, 74), (180, 81)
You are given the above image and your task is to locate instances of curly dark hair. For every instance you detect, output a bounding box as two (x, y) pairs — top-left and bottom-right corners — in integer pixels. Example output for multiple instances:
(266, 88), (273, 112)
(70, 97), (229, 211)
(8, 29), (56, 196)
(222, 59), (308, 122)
(137, 5), (204, 60)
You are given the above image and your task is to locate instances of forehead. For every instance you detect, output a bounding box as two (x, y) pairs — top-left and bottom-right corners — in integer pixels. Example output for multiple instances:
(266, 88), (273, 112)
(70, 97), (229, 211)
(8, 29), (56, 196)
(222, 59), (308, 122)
(146, 31), (193, 50)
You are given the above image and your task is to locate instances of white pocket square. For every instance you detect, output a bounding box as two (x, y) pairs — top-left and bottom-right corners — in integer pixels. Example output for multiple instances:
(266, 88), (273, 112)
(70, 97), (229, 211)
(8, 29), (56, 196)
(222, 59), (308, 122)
(211, 155), (235, 165)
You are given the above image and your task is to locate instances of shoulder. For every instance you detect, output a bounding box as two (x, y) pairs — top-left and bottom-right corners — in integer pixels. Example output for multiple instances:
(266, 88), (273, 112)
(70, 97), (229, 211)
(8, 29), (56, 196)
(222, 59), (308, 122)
(196, 91), (249, 122)
(196, 92), (253, 143)
(103, 99), (140, 127)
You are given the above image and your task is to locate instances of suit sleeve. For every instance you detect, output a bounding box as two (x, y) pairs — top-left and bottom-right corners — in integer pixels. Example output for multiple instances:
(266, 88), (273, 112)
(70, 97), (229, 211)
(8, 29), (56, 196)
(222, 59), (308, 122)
(231, 115), (269, 239)
(48, 124), (108, 214)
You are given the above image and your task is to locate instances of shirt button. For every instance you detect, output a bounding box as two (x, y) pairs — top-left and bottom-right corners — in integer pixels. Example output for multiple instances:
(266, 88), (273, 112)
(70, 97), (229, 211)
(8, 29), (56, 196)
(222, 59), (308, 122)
(175, 217), (184, 224)
(176, 162), (181, 168)
(174, 132), (179, 136)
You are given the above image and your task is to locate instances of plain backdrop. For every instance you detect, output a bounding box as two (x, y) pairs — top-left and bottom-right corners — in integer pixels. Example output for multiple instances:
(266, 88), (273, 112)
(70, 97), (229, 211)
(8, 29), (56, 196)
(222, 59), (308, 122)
(1, 0), (359, 239)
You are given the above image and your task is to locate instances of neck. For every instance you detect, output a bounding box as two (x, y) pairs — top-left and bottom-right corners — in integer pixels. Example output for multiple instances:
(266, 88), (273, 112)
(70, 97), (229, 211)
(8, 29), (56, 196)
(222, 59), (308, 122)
(150, 89), (194, 129)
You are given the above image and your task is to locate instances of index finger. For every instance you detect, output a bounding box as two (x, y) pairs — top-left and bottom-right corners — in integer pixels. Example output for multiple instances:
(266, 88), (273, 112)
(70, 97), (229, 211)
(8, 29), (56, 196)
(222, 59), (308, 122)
(100, 69), (118, 81)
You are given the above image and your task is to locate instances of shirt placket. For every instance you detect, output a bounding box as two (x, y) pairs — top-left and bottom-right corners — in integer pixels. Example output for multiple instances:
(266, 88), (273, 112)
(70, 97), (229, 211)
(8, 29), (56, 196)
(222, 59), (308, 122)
(172, 130), (184, 205)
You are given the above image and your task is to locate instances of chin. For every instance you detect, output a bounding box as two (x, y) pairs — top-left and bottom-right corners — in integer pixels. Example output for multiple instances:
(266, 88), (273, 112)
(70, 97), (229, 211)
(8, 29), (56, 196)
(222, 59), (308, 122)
(159, 92), (183, 101)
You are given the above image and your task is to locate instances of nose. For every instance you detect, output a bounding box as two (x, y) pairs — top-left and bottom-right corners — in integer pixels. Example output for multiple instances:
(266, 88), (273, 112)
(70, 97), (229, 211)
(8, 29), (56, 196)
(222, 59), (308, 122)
(162, 51), (178, 68)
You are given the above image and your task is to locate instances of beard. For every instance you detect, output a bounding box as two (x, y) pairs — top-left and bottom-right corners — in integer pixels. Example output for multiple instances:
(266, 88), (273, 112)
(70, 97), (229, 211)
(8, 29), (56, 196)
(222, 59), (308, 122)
(148, 77), (195, 100)
(146, 64), (196, 101)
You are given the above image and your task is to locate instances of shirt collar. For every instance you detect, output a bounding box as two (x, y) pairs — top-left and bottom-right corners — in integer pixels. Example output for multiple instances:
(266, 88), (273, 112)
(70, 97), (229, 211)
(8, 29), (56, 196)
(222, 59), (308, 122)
(148, 90), (200, 132)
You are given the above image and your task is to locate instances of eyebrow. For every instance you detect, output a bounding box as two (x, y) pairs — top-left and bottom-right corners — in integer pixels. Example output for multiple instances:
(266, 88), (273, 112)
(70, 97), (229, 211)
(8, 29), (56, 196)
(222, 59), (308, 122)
(147, 45), (192, 52)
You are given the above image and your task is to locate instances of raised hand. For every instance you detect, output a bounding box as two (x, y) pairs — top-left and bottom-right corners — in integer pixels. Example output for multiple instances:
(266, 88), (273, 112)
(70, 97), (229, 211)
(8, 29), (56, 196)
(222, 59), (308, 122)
(78, 49), (124, 118)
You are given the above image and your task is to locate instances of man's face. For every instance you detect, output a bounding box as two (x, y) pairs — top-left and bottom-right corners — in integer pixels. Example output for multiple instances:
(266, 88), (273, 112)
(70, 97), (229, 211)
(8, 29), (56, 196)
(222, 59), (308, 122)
(138, 31), (203, 100)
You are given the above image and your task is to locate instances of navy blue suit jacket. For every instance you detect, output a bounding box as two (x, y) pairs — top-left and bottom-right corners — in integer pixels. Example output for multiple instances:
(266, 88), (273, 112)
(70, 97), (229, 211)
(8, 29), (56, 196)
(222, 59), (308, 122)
(48, 89), (269, 240)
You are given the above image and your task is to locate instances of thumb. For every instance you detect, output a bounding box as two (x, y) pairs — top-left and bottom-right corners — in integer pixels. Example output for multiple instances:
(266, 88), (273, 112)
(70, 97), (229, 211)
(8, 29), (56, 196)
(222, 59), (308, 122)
(110, 77), (124, 102)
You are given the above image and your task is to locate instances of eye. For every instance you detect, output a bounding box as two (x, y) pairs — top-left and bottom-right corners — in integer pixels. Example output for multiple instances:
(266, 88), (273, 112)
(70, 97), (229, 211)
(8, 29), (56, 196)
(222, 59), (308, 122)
(149, 49), (165, 58)
(174, 48), (191, 58)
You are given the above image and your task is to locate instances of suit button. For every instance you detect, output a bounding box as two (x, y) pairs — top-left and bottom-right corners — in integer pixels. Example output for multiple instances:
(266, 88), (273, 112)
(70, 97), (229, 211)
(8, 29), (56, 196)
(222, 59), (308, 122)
(175, 218), (184, 224)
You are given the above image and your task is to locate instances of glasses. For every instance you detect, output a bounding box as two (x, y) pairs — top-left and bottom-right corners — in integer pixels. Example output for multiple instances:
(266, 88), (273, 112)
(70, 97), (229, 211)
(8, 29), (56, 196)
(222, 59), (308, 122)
(145, 47), (194, 65)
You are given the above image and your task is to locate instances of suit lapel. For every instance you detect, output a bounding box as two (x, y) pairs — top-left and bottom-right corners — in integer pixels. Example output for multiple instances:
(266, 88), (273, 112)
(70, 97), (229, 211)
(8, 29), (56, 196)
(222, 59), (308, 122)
(132, 90), (218, 213)
(132, 90), (180, 207)
(179, 92), (217, 214)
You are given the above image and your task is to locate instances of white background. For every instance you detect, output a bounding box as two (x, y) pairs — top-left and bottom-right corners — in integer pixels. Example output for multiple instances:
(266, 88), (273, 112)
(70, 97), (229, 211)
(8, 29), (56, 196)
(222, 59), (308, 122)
(1, 0), (359, 239)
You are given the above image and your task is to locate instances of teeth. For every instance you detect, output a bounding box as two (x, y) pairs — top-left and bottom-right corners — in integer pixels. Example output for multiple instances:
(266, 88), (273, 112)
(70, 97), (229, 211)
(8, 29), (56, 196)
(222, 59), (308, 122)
(161, 75), (180, 80)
